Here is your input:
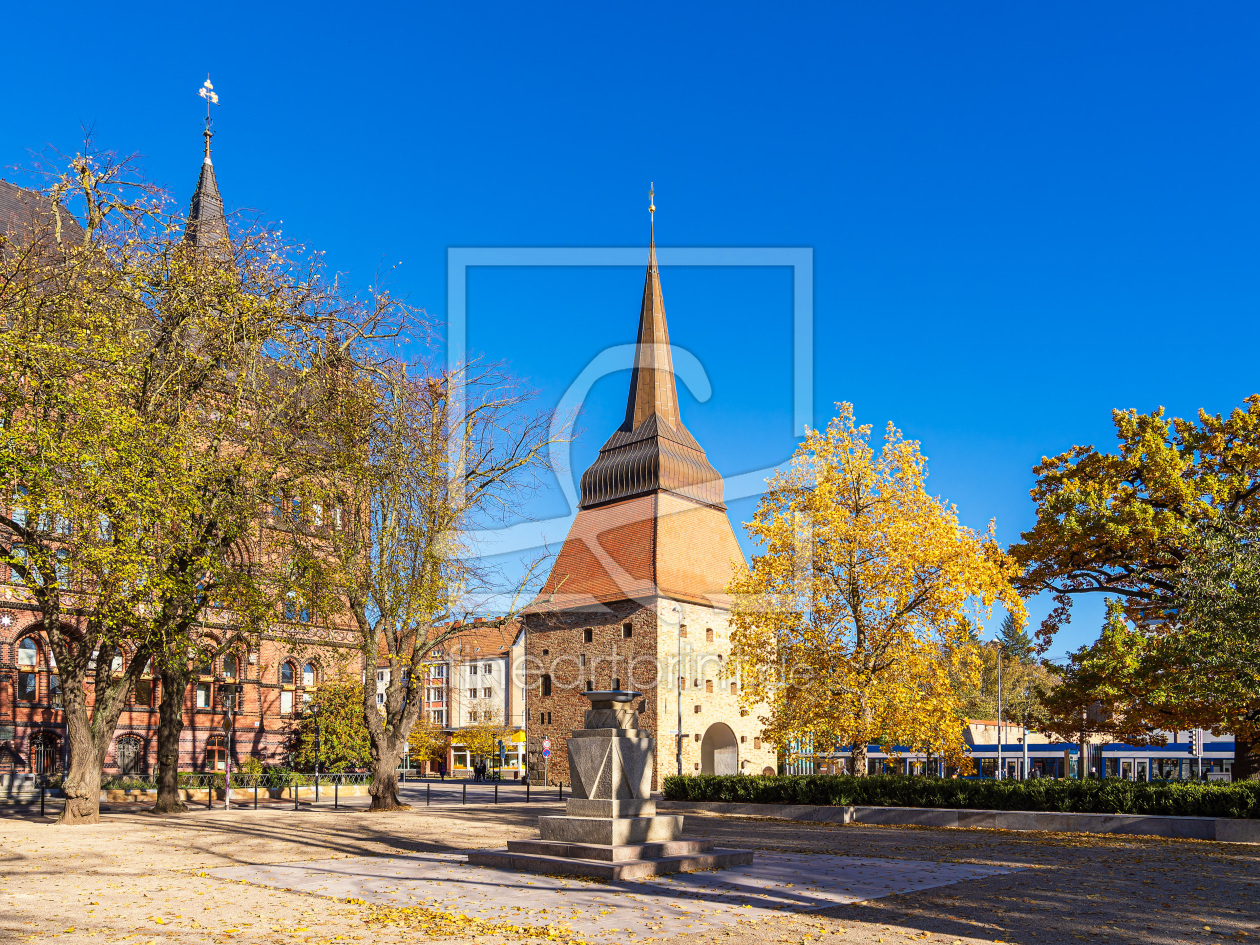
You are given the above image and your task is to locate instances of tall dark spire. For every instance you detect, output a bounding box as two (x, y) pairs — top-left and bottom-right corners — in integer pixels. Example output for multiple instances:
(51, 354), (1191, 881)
(578, 194), (725, 510)
(185, 78), (229, 259)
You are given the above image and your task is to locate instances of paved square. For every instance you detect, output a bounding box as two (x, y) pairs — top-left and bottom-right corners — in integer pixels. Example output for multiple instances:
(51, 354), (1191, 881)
(208, 851), (1016, 940)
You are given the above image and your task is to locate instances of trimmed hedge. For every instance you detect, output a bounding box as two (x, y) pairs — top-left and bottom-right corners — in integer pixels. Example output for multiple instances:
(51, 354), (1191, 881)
(661, 774), (1260, 819)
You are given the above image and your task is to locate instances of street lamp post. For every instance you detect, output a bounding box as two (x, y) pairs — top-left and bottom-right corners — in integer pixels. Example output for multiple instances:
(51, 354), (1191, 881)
(311, 704), (321, 802)
(218, 682), (241, 811)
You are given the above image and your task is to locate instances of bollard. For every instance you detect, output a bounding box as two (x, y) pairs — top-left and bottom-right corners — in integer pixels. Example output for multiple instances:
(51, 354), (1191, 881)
(254, 782), (258, 810)
(40, 783), (45, 817)
(559, 781), (563, 801)
(208, 783), (213, 810)
(462, 781), (466, 804)
(494, 781), (498, 804)
(334, 779), (339, 810)
(526, 780), (530, 803)
(294, 783), (299, 810)
(427, 783), (430, 806)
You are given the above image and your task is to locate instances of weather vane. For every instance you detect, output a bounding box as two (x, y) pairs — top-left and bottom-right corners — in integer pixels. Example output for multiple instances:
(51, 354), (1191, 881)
(198, 76), (220, 160)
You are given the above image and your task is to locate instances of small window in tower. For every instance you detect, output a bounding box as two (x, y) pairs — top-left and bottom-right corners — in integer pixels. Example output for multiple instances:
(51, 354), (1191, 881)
(693, 704), (701, 713)
(622, 623), (632, 639)
(754, 738), (762, 750)
(679, 624), (687, 638)
(583, 628), (593, 643)
(542, 648), (549, 657)
(740, 735), (747, 744)
(705, 680), (713, 693)
(694, 733), (701, 742)
(705, 628), (714, 643)
(547, 711), (552, 724)
(730, 682), (737, 694)
(612, 677), (621, 690)
(586, 681), (594, 691)
(541, 674), (552, 697)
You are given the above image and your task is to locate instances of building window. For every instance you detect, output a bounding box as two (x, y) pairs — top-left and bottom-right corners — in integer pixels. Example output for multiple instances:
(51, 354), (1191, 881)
(116, 735), (144, 775)
(134, 678), (153, 708)
(223, 654), (238, 679)
(17, 638), (38, 702)
(622, 623), (632, 639)
(195, 683), (212, 709)
(694, 733), (701, 742)
(579, 654), (586, 667)
(302, 663), (316, 687)
(470, 664), (478, 675)
(195, 655), (212, 677)
(206, 735), (226, 772)
(680, 624), (687, 639)
(546, 711), (552, 725)
(541, 674), (552, 696)
(541, 648), (549, 656)
(705, 680), (713, 693)
(430, 709), (445, 725)
(280, 690), (294, 715)
(377, 671), (385, 682)
(110, 653), (124, 674)
(482, 663), (493, 675)
(376, 693), (385, 706)
(731, 682), (737, 694)
(741, 735), (747, 744)
(30, 732), (58, 774)
(754, 738), (762, 750)
(706, 628), (714, 643)
(281, 662), (295, 686)
(482, 687), (492, 698)
(694, 704), (702, 713)
(468, 688), (477, 699)
(612, 677), (621, 690)
(583, 628), (593, 643)
(586, 681), (594, 691)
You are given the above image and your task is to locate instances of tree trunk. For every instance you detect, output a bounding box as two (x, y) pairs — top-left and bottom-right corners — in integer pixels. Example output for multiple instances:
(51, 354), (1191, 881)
(57, 668), (132, 825)
(851, 741), (868, 777)
(1234, 731), (1260, 781)
(368, 734), (408, 811)
(152, 667), (190, 814)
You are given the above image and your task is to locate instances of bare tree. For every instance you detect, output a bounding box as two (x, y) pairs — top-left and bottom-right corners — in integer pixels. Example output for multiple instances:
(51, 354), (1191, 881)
(296, 360), (556, 810)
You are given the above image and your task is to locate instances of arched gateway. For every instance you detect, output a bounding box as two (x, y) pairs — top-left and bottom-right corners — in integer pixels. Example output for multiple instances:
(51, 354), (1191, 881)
(701, 722), (738, 775)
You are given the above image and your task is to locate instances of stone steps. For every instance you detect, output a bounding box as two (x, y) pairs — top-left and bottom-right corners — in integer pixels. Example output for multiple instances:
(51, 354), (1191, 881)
(506, 838), (714, 861)
(467, 846), (754, 881)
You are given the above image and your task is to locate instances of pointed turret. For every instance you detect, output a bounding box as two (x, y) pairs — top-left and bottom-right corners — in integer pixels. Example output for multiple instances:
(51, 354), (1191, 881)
(184, 128), (229, 259)
(577, 223), (725, 510)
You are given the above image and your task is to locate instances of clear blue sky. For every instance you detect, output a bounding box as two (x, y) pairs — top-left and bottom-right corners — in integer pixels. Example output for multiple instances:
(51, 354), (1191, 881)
(5, 2), (1260, 659)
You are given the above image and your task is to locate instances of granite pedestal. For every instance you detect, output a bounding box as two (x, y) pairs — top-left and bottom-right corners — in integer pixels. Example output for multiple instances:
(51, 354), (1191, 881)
(467, 690), (753, 880)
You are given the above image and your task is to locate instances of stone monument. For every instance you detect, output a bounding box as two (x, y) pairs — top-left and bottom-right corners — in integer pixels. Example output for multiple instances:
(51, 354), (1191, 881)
(467, 690), (754, 880)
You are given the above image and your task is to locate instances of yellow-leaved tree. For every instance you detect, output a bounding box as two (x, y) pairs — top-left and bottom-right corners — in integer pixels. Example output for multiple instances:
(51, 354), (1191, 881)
(729, 404), (1025, 775)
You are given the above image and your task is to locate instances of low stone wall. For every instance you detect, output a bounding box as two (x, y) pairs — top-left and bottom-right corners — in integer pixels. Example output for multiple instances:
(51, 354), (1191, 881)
(657, 799), (1260, 843)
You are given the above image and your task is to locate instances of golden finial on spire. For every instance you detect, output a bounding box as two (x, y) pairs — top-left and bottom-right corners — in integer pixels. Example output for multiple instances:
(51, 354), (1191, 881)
(198, 75), (220, 163)
(649, 182), (655, 222)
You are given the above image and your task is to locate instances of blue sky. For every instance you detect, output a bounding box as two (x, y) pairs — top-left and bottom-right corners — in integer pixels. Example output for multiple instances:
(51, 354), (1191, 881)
(5, 3), (1260, 659)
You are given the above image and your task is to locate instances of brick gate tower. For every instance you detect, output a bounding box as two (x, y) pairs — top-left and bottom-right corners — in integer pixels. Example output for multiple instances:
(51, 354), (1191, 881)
(522, 218), (777, 788)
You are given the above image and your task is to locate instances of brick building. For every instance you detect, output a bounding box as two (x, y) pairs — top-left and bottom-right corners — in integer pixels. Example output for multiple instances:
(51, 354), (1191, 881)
(0, 134), (365, 781)
(521, 224), (777, 786)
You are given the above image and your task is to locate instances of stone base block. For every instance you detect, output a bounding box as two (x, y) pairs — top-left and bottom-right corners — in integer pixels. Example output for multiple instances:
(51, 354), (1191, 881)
(539, 814), (683, 845)
(506, 838), (713, 861)
(466, 846), (754, 881)
(565, 798), (656, 818)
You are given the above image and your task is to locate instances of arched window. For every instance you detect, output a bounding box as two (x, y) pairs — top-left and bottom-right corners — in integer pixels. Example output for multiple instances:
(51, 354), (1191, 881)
(540, 674), (552, 697)
(302, 663), (316, 687)
(280, 662), (295, 685)
(110, 652), (124, 674)
(17, 638), (38, 702)
(195, 653), (212, 677)
(705, 628), (714, 643)
(115, 735), (144, 775)
(222, 654), (238, 679)
(30, 732), (57, 774)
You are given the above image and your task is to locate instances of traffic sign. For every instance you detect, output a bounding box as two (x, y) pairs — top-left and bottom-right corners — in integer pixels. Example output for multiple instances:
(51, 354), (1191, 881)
(542, 748), (551, 759)
(542, 737), (551, 750)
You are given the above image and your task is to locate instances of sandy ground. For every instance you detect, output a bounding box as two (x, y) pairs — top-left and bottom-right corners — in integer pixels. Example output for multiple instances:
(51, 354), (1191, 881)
(1, 798), (1257, 945)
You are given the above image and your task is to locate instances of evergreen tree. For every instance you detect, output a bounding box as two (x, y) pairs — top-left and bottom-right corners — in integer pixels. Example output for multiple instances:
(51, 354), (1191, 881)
(998, 611), (1035, 662)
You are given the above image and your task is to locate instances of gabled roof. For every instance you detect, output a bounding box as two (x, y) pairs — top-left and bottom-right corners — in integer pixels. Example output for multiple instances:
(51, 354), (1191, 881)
(0, 179), (84, 244)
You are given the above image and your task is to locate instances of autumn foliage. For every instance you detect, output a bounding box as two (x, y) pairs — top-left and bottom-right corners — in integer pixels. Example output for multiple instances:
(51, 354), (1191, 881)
(729, 404), (1024, 774)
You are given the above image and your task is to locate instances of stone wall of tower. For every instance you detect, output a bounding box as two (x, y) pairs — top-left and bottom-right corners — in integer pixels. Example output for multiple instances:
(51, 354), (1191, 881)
(523, 602), (660, 786)
(523, 598), (776, 789)
(652, 600), (778, 781)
